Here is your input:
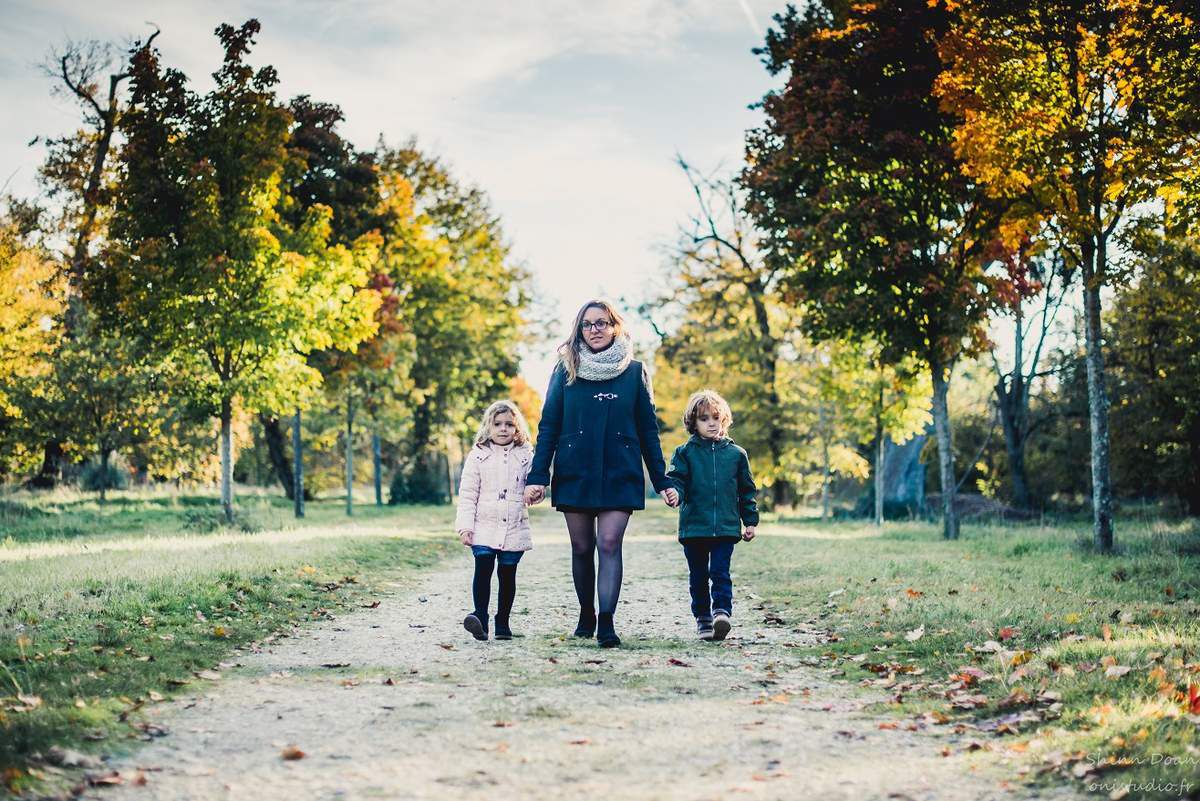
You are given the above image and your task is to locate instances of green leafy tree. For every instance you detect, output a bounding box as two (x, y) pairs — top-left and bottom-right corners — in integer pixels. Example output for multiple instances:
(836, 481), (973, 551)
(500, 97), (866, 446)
(1108, 232), (1200, 514)
(935, 0), (1200, 549)
(91, 21), (379, 522)
(744, 0), (1020, 538)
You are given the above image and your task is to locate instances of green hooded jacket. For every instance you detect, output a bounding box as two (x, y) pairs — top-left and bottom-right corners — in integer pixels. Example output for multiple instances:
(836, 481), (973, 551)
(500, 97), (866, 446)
(666, 435), (759, 540)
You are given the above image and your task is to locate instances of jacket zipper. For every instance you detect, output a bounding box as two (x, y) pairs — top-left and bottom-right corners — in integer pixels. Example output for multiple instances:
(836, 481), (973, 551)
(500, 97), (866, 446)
(711, 441), (717, 535)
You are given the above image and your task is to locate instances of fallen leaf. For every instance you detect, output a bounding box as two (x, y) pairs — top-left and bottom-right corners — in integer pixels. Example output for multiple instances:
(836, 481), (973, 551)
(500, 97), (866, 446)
(281, 745), (306, 760)
(668, 658), (691, 667)
(998, 626), (1019, 641)
(878, 721), (899, 729)
(147, 690), (164, 702)
(87, 771), (124, 786)
(194, 670), (221, 681)
(212, 626), (227, 638)
(1104, 665), (1132, 680)
(905, 588), (924, 599)
(382, 678), (397, 686)
(493, 721), (513, 728)
(361, 601), (381, 609)
(568, 738), (592, 745)
(320, 662), (350, 669)
(438, 644), (455, 651)
(905, 625), (925, 642)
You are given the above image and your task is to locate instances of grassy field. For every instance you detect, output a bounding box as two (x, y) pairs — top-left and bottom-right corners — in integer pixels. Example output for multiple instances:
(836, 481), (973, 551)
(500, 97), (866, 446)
(0, 489), (458, 795)
(733, 510), (1200, 801)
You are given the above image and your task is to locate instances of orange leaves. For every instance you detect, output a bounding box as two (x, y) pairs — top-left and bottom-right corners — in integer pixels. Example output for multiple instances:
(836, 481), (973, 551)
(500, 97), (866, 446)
(1187, 684), (1200, 715)
(280, 745), (306, 760)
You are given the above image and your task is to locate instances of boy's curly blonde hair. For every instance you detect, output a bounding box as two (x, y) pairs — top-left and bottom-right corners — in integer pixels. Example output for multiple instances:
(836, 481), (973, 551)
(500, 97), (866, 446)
(682, 389), (733, 437)
(473, 399), (532, 447)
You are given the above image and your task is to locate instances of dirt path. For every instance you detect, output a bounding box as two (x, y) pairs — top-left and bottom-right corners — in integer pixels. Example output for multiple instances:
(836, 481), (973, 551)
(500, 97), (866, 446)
(83, 514), (1079, 801)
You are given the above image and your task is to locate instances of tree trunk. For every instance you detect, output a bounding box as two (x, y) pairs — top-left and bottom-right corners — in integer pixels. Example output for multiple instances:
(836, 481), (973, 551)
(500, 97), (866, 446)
(873, 385), (884, 527)
(930, 360), (959, 540)
(29, 441), (66, 488)
(819, 402), (832, 521)
(373, 432), (383, 506)
(1081, 243), (1115, 551)
(292, 408), (305, 519)
(345, 392), (355, 517)
(219, 397), (234, 524)
(99, 447), (111, 503)
(996, 392), (1033, 510)
(1186, 421), (1200, 517)
(259, 413), (295, 500)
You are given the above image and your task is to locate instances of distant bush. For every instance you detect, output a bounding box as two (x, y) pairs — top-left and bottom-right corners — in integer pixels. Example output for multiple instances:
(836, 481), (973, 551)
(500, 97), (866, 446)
(80, 455), (130, 494)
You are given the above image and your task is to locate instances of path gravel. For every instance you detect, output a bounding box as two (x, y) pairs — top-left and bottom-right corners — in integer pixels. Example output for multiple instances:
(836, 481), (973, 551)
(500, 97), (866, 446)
(81, 514), (1081, 801)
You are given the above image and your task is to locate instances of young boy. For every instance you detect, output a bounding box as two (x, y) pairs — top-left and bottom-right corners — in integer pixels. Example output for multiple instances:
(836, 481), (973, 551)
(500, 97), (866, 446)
(666, 389), (758, 641)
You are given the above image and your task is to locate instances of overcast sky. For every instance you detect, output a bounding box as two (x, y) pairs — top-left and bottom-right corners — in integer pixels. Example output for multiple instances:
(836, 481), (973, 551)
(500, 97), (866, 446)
(0, 0), (780, 394)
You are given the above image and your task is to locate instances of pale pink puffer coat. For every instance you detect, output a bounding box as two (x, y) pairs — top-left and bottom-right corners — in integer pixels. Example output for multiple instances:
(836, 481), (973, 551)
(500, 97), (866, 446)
(453, 441), (534, 551)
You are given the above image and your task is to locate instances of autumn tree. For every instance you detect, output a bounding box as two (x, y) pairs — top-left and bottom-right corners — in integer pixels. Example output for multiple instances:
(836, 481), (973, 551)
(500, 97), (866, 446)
(935, 0), (1200, 549)
(745, 0), (1021, 538)
(376, 142), (531, 504)
(91, 21), (379, 522)
(0, 217), (63, 477)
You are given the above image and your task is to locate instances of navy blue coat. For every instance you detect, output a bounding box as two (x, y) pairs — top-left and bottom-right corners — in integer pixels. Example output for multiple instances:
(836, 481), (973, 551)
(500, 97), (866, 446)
(528, 360), (670, 510)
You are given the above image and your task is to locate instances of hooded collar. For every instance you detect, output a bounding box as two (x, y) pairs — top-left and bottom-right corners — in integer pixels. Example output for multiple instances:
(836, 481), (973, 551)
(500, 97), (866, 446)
(475, 440), (531, 464)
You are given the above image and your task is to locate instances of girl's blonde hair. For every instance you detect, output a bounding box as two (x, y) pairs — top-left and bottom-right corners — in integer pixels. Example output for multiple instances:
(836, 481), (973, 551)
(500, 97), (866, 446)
(682, 389), (733, 437)
(473, 399), (532, 447)
(558, 299), (626, 384)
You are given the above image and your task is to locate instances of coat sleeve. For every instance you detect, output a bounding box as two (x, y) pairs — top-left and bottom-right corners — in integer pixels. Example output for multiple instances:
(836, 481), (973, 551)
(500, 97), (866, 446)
(737, 449), (760, 527)
(528, 364), (564, 486)
(454, 452), (482, 534)
(666, 444), (690, 502)
(634, 364), (670, 493)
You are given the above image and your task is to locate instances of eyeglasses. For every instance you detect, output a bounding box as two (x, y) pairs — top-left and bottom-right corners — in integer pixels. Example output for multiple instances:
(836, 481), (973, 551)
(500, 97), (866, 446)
(580, 320), (612, 333)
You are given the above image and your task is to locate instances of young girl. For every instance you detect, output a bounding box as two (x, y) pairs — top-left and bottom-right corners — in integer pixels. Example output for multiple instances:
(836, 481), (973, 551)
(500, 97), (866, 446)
(455, 400), (534, 641)
(666, 390), (758, 642)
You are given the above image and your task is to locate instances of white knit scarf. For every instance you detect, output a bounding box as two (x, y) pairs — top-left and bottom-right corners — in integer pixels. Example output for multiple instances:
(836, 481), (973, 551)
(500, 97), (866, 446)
(575, 333), (633, 381)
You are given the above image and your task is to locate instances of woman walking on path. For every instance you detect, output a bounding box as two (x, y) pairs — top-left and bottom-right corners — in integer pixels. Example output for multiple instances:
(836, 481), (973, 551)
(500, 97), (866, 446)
(524, 300), (678, 647)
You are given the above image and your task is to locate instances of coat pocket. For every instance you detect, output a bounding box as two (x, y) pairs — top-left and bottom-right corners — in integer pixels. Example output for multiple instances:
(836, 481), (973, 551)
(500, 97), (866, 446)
(554, 431), (585, 480)
(608, 431), (643, 483)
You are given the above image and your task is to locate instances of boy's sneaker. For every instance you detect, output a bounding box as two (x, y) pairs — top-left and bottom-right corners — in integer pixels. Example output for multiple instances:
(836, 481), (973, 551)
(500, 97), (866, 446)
(711, 611), (731, 642)
(696, 618), (715, 641)
(463, 612), (488, 641)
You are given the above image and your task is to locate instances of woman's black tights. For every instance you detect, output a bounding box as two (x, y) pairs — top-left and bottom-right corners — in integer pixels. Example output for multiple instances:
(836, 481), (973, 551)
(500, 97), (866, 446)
(563, 510), (631, 619)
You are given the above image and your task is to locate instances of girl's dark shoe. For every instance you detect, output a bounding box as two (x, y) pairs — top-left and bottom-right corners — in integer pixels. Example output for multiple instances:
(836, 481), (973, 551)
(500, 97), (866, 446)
(596, 613), (620, 648)
(494, 617), (513, 640)
(463, 613), (488, 641)
(574, 608), (597, 638)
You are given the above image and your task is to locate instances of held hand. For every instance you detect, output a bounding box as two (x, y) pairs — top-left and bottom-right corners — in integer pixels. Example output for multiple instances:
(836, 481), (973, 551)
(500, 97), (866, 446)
(742, 525), (756, 542)
(660, 488), (679, 508)
(523, 485), (545, 506)
(459, 530), (474, 546)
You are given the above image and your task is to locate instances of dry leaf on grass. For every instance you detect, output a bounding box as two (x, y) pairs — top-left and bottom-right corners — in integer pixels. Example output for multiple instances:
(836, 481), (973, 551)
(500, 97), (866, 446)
(281, 745), (306, 761)
(905, 625), (925, 642)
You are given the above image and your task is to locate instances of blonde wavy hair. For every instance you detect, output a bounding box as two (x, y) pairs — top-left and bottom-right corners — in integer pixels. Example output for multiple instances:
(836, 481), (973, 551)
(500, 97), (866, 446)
(472, 399), (532, 447)
(558, 299), (627, 384)
(682, 389), (733, 437)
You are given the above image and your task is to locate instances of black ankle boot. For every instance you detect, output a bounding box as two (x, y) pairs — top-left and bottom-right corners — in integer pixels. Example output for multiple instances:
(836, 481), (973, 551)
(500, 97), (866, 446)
(494, 616), (513, 640)
(574, 608), (597, 638)
(596, 613), (620, 648)
(463, 612), (488, 641)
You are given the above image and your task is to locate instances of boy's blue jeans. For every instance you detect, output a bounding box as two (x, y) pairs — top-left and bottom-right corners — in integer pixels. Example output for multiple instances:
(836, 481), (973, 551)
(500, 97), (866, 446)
(681, 539), (736, 621)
